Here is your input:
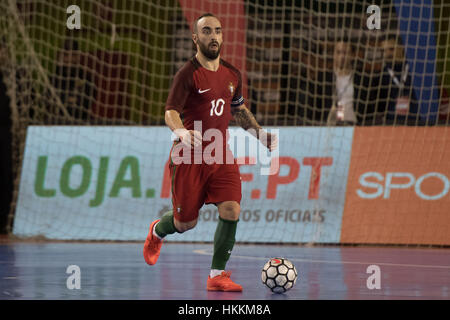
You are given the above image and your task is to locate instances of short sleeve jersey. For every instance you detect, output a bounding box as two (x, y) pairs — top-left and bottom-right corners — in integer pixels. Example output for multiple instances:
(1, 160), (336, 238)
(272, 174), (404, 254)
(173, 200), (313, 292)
(165, 56), (244, 145)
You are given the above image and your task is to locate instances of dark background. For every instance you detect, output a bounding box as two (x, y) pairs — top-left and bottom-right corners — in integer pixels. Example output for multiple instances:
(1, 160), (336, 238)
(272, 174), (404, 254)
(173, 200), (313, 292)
(0, 71), (13, 234)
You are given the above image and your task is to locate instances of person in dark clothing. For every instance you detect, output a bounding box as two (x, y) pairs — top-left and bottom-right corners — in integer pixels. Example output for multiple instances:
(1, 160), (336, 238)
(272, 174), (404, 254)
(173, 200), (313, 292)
(53, 39), (95, 123)
(378, 37), (419, 125)
(296, 64), (334, 125)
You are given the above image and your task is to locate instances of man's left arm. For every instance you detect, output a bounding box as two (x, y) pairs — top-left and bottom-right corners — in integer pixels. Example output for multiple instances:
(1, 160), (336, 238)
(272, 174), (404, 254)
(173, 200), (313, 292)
(231, 104), (278, 152)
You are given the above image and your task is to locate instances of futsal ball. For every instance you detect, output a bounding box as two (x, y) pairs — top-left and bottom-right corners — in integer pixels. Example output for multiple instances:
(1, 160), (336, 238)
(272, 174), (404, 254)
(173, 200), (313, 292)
(261, 258), (298, 293)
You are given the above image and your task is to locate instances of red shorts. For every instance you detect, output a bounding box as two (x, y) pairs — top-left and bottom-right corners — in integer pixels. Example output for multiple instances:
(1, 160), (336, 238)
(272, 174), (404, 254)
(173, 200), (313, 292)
(169, 160), (242, 223)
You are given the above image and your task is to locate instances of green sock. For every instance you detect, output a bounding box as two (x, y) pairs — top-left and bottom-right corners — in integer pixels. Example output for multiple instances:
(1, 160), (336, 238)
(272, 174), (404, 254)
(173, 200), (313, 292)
(211, 217), (238, 270)
(154, 210), (177, 238)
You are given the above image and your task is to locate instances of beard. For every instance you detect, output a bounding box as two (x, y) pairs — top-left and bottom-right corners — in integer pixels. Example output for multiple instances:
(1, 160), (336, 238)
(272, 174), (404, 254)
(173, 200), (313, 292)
(197, 40), (221, 60)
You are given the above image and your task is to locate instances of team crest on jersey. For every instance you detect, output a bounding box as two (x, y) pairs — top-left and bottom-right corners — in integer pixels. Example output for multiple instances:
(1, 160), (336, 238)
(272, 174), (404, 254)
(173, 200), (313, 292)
(229, 82), (234, 94)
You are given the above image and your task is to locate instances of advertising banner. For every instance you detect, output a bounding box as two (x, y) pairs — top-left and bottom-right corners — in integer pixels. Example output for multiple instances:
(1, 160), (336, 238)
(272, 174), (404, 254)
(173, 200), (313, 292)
(13, 126), (353, 243)
(341, 127), (450, 245)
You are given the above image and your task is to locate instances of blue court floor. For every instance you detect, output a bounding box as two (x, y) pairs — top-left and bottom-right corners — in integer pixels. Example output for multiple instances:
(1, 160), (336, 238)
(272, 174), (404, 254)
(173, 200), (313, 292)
(0, 241), (449, 300)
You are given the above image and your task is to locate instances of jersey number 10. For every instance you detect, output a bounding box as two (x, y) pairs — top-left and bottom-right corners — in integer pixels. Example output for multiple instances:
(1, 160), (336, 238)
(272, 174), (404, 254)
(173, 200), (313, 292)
(210, 99), (225, 116)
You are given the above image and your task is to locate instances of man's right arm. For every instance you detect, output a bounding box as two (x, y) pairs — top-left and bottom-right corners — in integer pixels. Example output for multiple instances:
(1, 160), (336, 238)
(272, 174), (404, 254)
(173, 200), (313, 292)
(165, 109), (201, 148)
(165, 109), (185, 132)
(165, 63), (201, 148)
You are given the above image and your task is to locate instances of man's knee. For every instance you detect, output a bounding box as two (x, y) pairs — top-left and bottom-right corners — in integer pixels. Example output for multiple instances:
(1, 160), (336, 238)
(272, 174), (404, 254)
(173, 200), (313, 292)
(218, 201), (240, 221)
(174, 218), (198, 233)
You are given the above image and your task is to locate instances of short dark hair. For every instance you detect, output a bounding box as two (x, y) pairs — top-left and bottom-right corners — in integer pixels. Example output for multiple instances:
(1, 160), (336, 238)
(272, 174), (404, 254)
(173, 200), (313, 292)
(193, 13), (218, 34)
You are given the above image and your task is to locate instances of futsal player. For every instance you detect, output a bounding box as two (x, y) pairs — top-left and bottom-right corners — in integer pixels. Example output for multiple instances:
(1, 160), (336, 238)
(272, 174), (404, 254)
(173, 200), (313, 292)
(143, 13), (277, 292)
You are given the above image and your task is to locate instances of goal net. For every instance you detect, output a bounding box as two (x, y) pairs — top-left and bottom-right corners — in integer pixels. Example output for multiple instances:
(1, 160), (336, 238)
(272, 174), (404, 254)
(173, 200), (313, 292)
(1, 0), (449, 245)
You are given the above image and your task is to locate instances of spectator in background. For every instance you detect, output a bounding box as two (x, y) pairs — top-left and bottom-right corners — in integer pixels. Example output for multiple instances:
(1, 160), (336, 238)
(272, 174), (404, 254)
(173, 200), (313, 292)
(327, 39), (380, 126)
(53, 38), (95, 123)
(379, 36), (419, 125)
(327, 40), (357, 125)
(290, 48), (333, 125)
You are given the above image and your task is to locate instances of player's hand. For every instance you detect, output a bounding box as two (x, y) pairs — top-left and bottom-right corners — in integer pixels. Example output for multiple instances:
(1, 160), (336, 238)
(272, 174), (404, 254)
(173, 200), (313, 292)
(174, 128), (202, 148)
(259, 130), (278, 152)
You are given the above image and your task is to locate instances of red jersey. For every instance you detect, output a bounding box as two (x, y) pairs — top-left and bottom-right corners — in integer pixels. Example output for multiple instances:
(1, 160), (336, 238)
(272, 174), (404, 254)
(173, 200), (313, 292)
(165, 57), (244, 163)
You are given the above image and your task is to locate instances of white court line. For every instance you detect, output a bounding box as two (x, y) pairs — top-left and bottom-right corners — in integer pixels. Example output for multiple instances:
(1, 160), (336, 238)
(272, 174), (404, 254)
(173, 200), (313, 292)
(193, 249), (450, 270)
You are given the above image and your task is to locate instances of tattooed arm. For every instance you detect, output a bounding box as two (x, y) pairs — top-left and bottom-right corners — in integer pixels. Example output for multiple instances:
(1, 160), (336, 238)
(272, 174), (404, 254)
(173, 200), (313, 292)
(231, 104), (262, 134)
(231, 104), (278, 151)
